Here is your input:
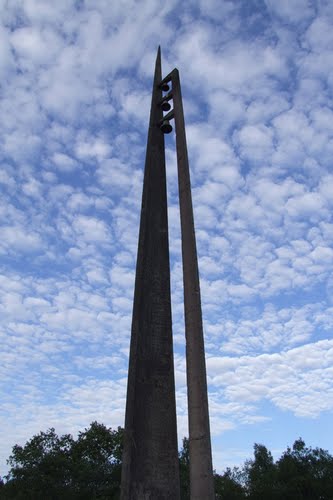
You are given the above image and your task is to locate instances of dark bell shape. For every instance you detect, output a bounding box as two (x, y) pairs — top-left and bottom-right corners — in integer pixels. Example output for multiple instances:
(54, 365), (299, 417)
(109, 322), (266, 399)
(161, 101), (171, 111)
(160, 82), (170, 92)
(160, 119), (173, 134)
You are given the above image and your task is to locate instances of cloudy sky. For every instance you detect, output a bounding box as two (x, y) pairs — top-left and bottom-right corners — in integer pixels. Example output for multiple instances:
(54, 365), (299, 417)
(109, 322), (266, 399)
(1, 0), (333, 476)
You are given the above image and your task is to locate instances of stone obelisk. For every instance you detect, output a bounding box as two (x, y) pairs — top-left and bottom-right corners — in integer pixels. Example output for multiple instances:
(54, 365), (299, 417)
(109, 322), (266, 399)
(172, 69), (215, 500)
(158, 66), (215, 499)
(120, 47), (180, 500)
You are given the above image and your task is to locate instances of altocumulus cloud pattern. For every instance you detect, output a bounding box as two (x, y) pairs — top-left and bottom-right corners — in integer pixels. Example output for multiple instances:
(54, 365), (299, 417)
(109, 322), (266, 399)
(1, 0), (333, 475)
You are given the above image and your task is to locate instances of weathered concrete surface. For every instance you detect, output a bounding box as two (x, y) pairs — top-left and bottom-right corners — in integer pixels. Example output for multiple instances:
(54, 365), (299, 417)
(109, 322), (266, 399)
(120, 48), (180, 500)
(172, 68), (215, 500)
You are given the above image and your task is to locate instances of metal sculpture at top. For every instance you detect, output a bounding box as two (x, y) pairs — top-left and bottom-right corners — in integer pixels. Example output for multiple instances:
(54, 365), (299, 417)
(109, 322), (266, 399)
(121, 47), (214, 500)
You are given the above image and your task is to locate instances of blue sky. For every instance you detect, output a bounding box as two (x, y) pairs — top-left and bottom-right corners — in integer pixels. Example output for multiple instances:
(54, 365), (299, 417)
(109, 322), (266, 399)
(1, 0), (333, 476)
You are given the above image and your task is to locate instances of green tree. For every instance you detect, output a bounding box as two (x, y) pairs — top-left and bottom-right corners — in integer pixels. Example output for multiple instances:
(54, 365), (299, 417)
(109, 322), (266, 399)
(3, 427), (74, 499)
(1, 423), (123, 500)
(214, 467), (246, 499)
(179, 437), (190, 500)
(276, 438), (333, 500)
(241, 438), (333, 500)
(244, 443), (279, 499)
(3, 429), (333, 500)
(70, 422), (123, 499)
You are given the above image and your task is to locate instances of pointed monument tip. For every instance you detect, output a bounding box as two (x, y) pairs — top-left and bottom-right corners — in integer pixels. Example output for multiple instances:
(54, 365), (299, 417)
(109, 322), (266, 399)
(154, 46), (162, 77)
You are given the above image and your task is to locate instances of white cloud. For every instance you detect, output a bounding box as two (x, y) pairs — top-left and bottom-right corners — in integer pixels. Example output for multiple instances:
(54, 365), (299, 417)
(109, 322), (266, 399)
(0, 25), (13, 78)
(235, 124), (274, 163)
(11, 26), (63, 66)
(264, 0), (315, 23)
(52, 152), (78, 172)
(72, 215), (112, 243)
(0, 226), (43, 253)
(208, 338), (333, 417)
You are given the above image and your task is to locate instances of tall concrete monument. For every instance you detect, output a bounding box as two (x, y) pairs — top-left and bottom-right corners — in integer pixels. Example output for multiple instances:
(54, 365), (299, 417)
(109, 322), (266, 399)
(121, 48), (214, 500)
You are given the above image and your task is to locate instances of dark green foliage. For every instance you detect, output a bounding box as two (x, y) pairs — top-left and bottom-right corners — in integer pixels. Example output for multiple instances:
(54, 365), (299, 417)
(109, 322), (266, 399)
(3, 428), (74, 500)
(212, 438), (333, 500)
(179, 437), (190, 499)
(2, 428), (333, 500)
(70, 421), (123, 499)
(243, 443), (279, 499)
(214, 467), (247, 499)
(1, 422), (123, 500)
(238, 438), (333, 500)
(276, 438), (333, 500)
(179, 437), (190, 500)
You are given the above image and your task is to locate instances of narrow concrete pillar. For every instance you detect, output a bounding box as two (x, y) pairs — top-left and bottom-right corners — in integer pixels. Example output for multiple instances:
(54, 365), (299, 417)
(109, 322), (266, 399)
(120, 48), (180, 500)
(172, 69), (215, 500)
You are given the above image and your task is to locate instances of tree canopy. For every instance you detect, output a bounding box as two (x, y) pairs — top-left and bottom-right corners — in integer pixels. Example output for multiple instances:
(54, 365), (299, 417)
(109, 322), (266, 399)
(1, 424), (333, 499)
(1, 422), (123, 499)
